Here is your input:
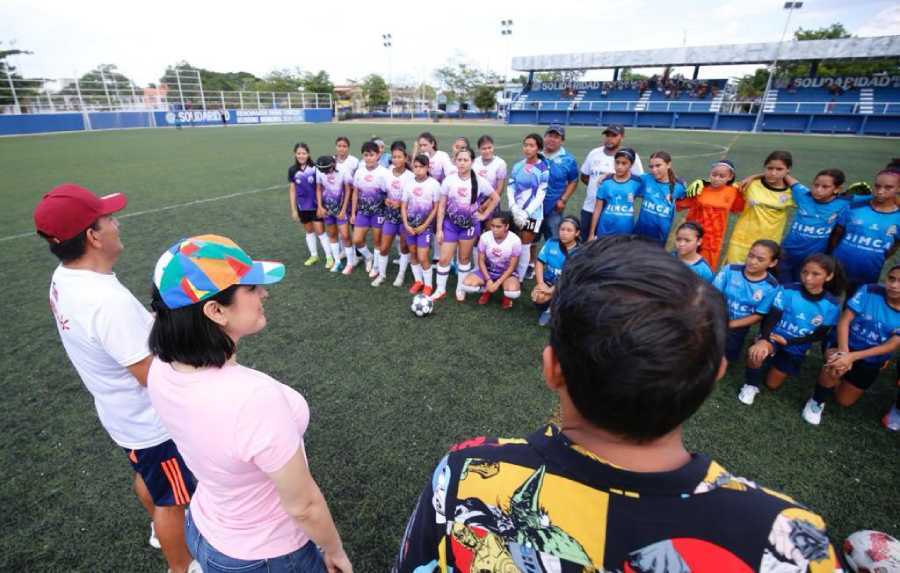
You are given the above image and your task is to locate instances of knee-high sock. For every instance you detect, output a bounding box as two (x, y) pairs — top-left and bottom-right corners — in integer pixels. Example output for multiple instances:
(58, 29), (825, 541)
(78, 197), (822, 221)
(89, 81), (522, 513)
(345, 245), (357, 266)
(397, 253), (409, 279)
(318, 233), (330, 256)
(305, 233), (318, 257)
(504, 289), (521, 300)
(358, 245), (373, 261)
(330, 241), (342, 261)
(516, 244), (531, 279)
(457, 262), (472, 292)
(462, 282), (483, 293)
(423, 266), (434, 288)
(411, 263), (423, 283)
(435, 264), (451, 293)
(378, 252), (389, 276)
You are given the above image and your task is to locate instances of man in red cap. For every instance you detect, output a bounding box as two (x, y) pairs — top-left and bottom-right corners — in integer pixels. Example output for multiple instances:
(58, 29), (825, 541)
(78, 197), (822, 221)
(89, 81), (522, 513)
(34, 184), (198, 573)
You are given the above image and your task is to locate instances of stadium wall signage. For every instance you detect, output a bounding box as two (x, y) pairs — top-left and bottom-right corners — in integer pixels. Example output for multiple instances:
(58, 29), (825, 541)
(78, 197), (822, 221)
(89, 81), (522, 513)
(777, 75), (900, 89)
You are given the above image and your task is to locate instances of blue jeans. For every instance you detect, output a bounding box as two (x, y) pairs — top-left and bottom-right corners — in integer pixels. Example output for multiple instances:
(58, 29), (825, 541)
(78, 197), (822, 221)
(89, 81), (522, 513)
(541, 205), (563, 241)
(579, 209), (594, 242)
(185, 510), (326, 572)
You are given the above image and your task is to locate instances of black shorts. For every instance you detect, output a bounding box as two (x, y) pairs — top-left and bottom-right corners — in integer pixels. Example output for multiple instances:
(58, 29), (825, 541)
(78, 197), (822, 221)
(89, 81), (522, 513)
(124, 439), (196, 506)
(769, 347), (806, 376)
(843, 359), (885, 391)
(298, 210), (322, 223)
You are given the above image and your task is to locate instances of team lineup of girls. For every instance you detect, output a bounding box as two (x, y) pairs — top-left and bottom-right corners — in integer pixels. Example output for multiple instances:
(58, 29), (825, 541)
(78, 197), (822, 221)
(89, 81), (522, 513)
(287, 131), (900, 431)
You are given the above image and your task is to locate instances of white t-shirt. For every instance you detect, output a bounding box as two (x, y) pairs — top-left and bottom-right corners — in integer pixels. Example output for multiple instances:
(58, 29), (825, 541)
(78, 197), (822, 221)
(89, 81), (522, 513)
(473, 156), (509, 192)
(48, 265), (169, 449)
(427, 150), (454, 182)
(579, 147), (644, 212)
(336, 155), (359, 179)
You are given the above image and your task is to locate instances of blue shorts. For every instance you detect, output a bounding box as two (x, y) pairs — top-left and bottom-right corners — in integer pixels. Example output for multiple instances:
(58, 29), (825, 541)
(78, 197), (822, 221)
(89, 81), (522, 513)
(725, 326), (750, 363)
(769, 347), (806, 376)
(124, 439), (196, 507)
(541, 207), (563, 241)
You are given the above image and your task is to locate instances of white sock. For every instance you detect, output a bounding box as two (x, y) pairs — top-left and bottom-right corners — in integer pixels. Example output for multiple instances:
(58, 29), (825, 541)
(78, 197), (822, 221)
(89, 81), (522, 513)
(462, 282), (483, 293)
(516, 244), (531, 279)
(318, 233), (330, 256)
(398, 253), (410, 280)
(330, 241), (342, 261)
(305, 233), (318, 257)
(411, 263), (423, 283)
(457, 262), (472, 292)
(378, 252), (389, 276)
(358, 245), (373, 261)
(339, 238), (348, 259)
(504, 289), (521, 300)
(423, 266), (434, 288)
(345, 245), (357, 266)
(436, 264), (450, 293)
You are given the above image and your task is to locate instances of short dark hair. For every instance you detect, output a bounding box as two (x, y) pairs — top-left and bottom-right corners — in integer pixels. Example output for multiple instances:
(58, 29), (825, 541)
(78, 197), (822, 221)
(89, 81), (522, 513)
(148, 284), (240, 368)
(361, 141), (379, 155)
(40, 219), (100, 263)
(815, 168), (845, 187)
(549, 236), (727, 442)
(764, 150), (793, 169)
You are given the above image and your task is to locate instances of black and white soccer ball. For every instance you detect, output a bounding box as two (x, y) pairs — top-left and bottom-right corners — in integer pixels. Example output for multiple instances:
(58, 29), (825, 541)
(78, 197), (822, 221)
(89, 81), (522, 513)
(843, 530), (900, 573)
(411, 294), (433, 317)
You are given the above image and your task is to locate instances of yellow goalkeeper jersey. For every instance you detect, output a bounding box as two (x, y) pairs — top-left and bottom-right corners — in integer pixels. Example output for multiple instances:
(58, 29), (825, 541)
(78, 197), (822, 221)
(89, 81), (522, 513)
(724, 179), (795, 265)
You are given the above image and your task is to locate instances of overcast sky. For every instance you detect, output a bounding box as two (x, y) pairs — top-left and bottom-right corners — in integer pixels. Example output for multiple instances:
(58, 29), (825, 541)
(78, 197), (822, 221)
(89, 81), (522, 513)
(2, 0), (898, 88)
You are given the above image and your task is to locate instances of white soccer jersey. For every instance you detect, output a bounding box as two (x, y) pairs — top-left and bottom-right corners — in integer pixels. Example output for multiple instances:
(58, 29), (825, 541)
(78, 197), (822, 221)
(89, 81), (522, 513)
(473, 156), (509, 193)
(337, 154), (359, 179)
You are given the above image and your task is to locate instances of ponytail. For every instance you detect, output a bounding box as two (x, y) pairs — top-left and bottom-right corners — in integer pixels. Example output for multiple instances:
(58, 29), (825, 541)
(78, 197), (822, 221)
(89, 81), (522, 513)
(455, 147), (479, 204)
(650, 150), (676, 195)
(802, 253), (845, 297)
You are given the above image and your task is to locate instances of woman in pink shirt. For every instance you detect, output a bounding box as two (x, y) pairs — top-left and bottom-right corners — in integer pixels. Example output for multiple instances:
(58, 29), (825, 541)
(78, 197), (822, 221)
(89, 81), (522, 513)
(147, 234), (352, 573)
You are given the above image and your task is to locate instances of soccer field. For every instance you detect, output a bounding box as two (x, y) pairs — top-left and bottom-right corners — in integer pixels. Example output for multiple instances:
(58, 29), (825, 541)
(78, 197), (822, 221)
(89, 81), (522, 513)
(1, 122), (897, 571)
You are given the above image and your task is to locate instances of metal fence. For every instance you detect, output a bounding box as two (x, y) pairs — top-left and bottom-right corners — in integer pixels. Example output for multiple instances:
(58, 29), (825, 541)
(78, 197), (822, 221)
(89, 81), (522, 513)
(1, 68), (332, 114)
(511, 99), (900, 115)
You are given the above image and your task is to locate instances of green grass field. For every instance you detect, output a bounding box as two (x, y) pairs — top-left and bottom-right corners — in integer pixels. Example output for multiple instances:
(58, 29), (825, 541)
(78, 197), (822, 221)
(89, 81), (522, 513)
(1, 122), (897, 571)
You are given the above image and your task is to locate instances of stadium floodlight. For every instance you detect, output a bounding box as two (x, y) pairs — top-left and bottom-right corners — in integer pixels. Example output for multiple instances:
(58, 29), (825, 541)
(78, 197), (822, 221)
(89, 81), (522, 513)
(383, 33), (393, 118)
(752, 1), (803, 132)
(500, 20), (514, 80)
(382, 33), (392, 48)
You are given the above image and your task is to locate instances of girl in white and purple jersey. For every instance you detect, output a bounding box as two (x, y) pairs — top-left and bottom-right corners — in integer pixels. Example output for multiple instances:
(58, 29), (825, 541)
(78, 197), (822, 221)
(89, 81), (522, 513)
(507, 133), (550, 281)
(288, 143), (331, 267)
(433, 148), (499, 303)
(348, 141), (390, 277)
(315, 155), (352, 273)
(375, 141), (415, 288)
(473, 135), (508, 219)
(413, 132), (453, 183)
(402, 154), (441, 296)
(334, 136), (359, 179)
(461, 211), (523, 310)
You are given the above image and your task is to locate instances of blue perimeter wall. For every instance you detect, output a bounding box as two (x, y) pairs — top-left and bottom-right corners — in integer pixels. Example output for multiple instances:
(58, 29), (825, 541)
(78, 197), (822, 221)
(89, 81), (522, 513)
(508, 109), (900, 136)
(0, 108), (333, 136)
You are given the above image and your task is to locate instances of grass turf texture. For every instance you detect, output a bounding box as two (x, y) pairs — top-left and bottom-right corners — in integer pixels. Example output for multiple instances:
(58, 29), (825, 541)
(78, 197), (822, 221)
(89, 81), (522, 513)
(1, 123), (898, 571)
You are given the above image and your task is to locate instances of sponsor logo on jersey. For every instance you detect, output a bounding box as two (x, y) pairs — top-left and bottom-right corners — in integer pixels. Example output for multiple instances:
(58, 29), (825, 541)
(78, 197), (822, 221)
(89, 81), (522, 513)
(413, 187), (423, 196)
(753, 289), (764, 302)
(811, 315), (823, 326)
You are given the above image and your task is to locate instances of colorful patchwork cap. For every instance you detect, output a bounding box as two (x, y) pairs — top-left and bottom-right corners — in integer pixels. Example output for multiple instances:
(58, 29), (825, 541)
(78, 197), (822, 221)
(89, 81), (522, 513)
(153, 234), (285, 309)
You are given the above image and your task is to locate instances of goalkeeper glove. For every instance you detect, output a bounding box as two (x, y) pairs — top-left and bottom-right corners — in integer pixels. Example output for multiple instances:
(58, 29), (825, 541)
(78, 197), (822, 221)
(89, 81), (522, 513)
(845, 181), (872, 196)
(686, 179), (706, 198)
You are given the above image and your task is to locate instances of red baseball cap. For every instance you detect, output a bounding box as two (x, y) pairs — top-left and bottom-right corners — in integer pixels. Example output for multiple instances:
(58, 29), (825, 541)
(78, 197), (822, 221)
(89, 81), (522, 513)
(34, 183), (128, 242)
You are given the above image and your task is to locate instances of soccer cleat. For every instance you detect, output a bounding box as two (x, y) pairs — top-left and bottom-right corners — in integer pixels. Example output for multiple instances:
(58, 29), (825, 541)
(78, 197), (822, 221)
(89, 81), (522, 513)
(393, 274), (404, 287)
(149, 522), (161, 549)
(408, 281), (424, 294)
(538, 309), (552, 326)
(170, 561), (203, 573)
(455, 289), (466, 302)
(801, 399), (824, 426)
(883, 405), (900, 431)
(371, 275), (385, 287)
(325, 256), (335, 270)
(342, 261), (355, 276)
(430, 290), (446, 302)
(369, 267), (380, 279)
(738, 384), (760, 405)
(477, 292), (492, 305)
(501, 296), (514, 309)
(423, 285), (434, 297)
(303, 255), (319, 267)
(365, 257), (374, 274)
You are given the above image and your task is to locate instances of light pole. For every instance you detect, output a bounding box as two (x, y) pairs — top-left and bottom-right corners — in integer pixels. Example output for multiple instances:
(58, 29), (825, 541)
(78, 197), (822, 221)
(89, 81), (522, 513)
(500, 19), (514, 82)
(752, 1), (803, 133)
(383, 33), (393, 119)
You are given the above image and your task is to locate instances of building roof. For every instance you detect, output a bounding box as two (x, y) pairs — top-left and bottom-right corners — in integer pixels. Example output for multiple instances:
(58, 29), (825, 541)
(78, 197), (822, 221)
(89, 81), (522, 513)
(512, 36), (900, 71)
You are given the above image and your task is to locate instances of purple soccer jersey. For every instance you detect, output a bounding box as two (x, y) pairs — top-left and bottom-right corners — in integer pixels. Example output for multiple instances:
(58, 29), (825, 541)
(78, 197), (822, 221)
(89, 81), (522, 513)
(353, 164), (390, 216)
(478, 230), (523, 280)
(384, 168), (414, 224)
(317, 169), (349, 216)
(440, 173), (495, 230)
(403, 176), (441, 228)
(288, 164), (317, 211)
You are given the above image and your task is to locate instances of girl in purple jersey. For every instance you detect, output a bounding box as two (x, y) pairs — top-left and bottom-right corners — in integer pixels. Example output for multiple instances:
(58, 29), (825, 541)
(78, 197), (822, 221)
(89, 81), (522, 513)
(433, 148), (499, 303)
(288, 143), (330, 267)
(413, 132), (453, 183)
(347, 141), (389, 277)
(462, 211), (523, 310)
(375, 141), (414, 288)
(473, 135), (508, 219)
(402, 155), (440, 297)
(314, 155), (352, 273)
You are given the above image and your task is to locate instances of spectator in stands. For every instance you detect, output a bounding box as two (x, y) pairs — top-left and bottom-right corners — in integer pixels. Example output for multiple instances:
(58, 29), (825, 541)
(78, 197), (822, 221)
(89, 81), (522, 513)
(393, 236), (841, 573)
(578, 125), (644, 241)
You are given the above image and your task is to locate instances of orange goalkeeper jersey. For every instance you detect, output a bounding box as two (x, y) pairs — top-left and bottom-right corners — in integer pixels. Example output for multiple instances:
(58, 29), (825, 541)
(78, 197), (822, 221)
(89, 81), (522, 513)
(676, 183), (744, 271)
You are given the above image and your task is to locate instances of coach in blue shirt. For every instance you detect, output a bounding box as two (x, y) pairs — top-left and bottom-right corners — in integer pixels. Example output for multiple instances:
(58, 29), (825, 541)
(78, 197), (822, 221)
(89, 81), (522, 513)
(540, 124), (579, 240)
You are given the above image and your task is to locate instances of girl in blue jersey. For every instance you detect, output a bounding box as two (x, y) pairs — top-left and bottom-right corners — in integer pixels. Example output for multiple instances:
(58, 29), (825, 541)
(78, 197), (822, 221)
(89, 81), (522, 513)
(829, 169), (900, 296)
(507, 134), (550, 282)
(739, 253), (844, 406)
(801, 264), (900, 426)
(713, 239), (781, 366)
(674, 222), (714, 282)
(633, 151), (686, 245)
(531, 217), (580, 326)
(588, 148), (643, 240)
(288, 143), (330, 267)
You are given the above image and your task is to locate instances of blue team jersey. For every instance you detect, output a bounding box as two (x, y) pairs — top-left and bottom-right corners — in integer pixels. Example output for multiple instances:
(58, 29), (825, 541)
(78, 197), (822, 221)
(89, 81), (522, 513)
(781, 183), (850, 264)
(833, 203), (900, 284)
(594, 175), (643, 237)
(379, 152), (392, 168)
(757, 284), (841, 356)
(675, 254), (715, 283)
(634, 174), (686, 244)
(537, 239), (572, 285)
(542, 148), (580, 209)
(509, 159), (551, 219)
(713, 264), (779, 321)
(846, 284), (900, 364)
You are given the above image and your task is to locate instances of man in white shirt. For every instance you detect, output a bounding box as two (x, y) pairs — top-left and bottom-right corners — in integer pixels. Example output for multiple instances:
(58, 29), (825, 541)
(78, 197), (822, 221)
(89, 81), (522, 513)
(34, 184), (198, 573)
(578, 124), (644, 241)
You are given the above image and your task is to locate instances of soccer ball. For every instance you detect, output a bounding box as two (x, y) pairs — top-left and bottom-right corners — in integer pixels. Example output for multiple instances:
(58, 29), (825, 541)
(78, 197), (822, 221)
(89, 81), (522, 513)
(843, 530), (900, 573)
(411, 294), (433, 317)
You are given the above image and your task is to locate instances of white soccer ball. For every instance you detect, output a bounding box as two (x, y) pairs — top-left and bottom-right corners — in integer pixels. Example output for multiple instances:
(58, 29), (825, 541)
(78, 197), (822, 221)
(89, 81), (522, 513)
(843, 530), (900, 573)
(411, 294), (434, 317)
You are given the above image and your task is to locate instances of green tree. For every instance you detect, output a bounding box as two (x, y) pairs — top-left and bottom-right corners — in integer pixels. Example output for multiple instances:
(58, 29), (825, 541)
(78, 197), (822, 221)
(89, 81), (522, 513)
(301, 70), (334, 95)
(736, 68), (769, 98)
(619, 68), (649, 81)
(160, 61), (259, 93)
(254, 69), (304, 92)
(0, 42), (38, 108)
(60, 64), (137, 107)
(434, 59), (503, 116)
(360, 74), (389, 110)
(473, 85), (499, 112)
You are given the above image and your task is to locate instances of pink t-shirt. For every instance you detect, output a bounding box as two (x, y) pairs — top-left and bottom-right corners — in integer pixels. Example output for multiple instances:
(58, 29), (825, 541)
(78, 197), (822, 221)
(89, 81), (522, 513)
(147, 359), (311, 559)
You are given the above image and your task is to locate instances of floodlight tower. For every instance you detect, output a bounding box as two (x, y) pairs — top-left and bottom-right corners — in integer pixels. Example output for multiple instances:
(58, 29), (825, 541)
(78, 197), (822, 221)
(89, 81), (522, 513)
(383, 33), (393, 119)
(752, 1), (803, 133)
(501, 19), (514, 81)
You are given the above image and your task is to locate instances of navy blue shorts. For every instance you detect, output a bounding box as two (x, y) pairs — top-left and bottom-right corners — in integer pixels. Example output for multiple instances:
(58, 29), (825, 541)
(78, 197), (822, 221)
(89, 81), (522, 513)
(769, 347), (806, 376)
(125, 439), (196, 507)
(725, 327), (750, 363)
(843, 359), (885, 390)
